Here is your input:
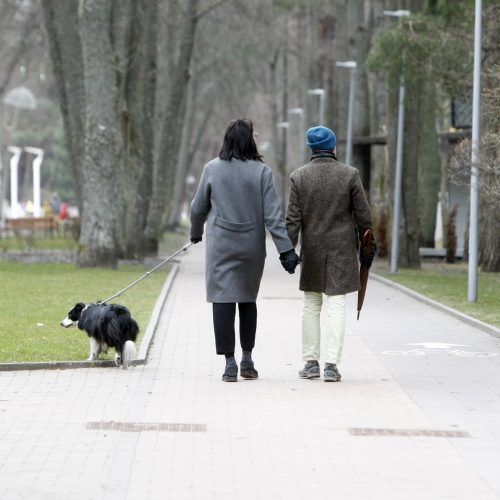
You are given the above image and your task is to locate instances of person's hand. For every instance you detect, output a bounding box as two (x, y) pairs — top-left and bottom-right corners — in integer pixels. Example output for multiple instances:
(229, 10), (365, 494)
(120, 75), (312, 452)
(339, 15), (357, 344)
(280, 249), (301, 274)
(360, 240), (377, 269)
(190, 237), (202, 244)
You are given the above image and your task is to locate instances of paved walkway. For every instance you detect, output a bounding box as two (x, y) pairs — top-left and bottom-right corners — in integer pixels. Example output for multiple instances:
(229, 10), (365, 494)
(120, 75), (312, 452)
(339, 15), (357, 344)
(1, 242), (500, 499)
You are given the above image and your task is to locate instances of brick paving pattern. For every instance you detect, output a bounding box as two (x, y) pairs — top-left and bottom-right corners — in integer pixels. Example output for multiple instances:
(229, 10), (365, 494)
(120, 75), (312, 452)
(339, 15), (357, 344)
(1, 241), (499, 499)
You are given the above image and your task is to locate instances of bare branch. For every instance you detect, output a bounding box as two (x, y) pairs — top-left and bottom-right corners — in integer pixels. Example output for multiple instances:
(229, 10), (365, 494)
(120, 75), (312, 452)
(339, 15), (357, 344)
(196, 0), (233, 20)
(0, 7), (37, 95)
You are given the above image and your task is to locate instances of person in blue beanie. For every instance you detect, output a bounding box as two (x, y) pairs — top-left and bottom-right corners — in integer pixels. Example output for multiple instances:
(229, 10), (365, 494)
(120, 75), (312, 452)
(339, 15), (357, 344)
(285, 125), (376, 382)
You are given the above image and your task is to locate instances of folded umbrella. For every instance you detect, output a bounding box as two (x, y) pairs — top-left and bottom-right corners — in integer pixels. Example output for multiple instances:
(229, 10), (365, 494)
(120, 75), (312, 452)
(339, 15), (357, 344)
(357, 229), (373, 320)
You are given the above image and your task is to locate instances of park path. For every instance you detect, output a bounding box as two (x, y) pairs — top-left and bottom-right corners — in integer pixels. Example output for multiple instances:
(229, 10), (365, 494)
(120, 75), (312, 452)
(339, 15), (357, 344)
(1, 241), (500, 499)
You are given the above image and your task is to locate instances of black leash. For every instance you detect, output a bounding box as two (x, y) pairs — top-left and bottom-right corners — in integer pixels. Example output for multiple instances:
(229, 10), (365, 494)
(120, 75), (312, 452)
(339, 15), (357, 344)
(98, 242), (193, 304)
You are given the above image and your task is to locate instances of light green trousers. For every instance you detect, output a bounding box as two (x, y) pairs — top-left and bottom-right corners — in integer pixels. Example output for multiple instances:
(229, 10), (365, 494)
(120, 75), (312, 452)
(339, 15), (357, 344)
(302, 291), (346, 364)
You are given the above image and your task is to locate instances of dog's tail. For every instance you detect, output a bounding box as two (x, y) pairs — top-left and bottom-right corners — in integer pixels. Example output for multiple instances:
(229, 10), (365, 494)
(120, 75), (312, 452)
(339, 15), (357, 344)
(122, 340), (137, 369)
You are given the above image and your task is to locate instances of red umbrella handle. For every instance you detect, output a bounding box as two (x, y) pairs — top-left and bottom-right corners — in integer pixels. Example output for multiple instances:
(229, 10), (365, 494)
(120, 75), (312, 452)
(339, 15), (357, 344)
(357, 229), (373, 321)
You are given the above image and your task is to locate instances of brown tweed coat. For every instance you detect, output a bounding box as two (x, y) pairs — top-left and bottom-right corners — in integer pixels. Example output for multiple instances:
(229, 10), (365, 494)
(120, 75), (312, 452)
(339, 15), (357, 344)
(285, 157), (374, 295)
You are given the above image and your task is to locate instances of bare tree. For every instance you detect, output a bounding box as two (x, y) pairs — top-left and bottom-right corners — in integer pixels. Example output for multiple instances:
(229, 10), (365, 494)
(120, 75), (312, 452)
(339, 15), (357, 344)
(143, 0), (200, 255)
(41, 0), (201, 264)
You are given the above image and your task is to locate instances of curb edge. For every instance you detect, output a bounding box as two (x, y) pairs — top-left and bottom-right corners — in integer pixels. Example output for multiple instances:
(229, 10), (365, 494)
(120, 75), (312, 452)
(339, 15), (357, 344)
(371, 273), (500, 340)
(0, 263), (180, 372)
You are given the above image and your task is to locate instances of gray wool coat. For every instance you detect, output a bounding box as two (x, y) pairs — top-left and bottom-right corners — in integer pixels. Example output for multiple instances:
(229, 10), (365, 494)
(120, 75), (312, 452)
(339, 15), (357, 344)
(190, 158), (294, 303)
(285, 157), (374, 296)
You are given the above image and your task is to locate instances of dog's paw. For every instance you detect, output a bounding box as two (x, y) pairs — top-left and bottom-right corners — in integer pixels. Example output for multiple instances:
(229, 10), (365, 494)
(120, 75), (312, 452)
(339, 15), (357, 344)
(114, 354), (122, 367)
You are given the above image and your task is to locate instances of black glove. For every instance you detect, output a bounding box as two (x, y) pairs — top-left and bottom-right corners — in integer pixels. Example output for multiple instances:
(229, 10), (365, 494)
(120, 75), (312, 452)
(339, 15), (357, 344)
(190, 237), (202, 244)
(280, 249), (301, 274)
(360, 240), (377, 269)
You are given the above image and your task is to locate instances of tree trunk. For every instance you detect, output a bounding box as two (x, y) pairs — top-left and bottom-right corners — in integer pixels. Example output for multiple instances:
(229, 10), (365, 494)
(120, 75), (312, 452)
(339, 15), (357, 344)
(398, 74), (423, 268)
(144, 0), (199, 255)
(479, 200), (500, 271)
(122, 0), (159, 257)
(305, 0), (320, 131)
(366, 0), (393, 257)
(269, 48), (280, 176)
(109, 0), (134, 256)
(77, 0), (122, 267)
(41, 0), (86, 209)
(418, 81), (441, 247)
(278, 20), (289, 213)
(347, 0), (371, 186)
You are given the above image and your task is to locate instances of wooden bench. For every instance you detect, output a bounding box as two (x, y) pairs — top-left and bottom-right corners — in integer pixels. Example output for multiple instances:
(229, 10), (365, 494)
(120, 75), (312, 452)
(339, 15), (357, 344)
(5, 216), (58, 236)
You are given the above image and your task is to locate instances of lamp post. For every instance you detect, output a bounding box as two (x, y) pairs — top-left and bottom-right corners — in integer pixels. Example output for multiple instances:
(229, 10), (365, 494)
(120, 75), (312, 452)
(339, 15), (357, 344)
(288, 107), (305, 164)
(384, 9), (410, 274)
(307, 88), (325, 126)
(25, 147), (44, 217)
(1, 86), (37, 228)
(276, 121), (290, 212)
(468, 0), (482, 302)
(336, 61), (357, 165)
(7, 146), (22, 218)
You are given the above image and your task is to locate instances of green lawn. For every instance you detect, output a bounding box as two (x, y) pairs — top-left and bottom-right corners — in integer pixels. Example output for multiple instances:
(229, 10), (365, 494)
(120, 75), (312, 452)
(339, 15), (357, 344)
(0, 235), (77, 252)
(0, 261), (169, 363)
(374, 261), (500, 328)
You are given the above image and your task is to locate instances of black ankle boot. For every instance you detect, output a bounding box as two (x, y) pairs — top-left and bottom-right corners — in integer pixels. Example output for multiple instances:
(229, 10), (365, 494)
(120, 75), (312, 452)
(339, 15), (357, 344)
(222, 356), (238, 382)
(240, 351), (258, 379)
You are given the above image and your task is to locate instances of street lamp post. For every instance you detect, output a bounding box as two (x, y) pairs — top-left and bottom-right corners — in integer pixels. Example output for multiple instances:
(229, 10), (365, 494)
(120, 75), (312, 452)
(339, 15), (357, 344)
(7, 146), (22, 218)
(384, 9), (410, 274)
(25, 147), (44, 217)
(468, 0), (482, 303)
(336, 61), (357, 166)
(307, 88), (325, 126)
(1, 86), (37, 228)
(288, 107), (305, 164)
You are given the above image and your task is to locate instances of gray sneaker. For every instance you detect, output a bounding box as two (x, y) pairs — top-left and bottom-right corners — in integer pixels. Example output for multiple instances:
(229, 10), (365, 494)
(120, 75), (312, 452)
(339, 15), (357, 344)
(299, 360), (320, 379)
(324, 363), (341, 382)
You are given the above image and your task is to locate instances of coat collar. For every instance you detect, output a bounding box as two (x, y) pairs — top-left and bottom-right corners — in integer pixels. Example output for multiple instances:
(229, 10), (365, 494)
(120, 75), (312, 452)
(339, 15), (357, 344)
(310, 150), (337, 162)
(310, 156), (337, 165)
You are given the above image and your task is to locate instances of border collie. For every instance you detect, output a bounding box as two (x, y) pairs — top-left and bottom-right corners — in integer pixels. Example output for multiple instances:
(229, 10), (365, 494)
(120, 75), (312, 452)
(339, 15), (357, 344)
(61, 303), (138, 369)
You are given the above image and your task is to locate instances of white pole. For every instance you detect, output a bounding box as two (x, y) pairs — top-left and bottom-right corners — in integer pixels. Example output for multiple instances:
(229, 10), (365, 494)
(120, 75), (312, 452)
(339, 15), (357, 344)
(390, 76), (406, 273)
(25, 147), (44, 217)
(319, 91), (325, 126)
(307, 89), (325, 126)
(7, 146), (22, 218)
(468, 0), (482, 302)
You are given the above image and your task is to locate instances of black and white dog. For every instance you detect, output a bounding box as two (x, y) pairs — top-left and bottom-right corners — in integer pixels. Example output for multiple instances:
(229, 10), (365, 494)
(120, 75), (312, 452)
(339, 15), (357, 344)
(61, 302), (138, 368)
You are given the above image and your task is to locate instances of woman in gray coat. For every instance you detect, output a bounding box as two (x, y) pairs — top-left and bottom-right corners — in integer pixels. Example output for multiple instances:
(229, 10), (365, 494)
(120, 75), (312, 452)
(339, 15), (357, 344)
(190, 118), (300, 382)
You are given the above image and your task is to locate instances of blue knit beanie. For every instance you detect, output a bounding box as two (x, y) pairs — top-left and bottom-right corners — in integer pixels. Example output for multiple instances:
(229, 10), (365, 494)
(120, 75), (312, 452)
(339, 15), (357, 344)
(306, 126), (336, 152)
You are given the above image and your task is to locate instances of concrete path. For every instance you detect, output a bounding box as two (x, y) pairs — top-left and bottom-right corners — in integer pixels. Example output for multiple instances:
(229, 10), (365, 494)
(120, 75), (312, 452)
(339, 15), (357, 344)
(1, 242), (499, 499)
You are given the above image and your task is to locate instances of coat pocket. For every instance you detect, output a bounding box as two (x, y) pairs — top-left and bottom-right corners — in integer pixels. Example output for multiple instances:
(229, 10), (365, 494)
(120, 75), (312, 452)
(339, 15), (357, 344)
(215, 216), (256, 232)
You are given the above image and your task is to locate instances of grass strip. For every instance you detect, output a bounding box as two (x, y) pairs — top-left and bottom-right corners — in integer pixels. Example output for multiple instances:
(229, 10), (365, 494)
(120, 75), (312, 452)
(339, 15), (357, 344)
(0, 261), (168, 363)
(374, 262), (500, 328)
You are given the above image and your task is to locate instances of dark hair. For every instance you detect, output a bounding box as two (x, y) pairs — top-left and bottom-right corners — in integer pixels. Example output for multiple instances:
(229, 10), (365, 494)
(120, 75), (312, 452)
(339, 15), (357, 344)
(218, 118), (263, 162)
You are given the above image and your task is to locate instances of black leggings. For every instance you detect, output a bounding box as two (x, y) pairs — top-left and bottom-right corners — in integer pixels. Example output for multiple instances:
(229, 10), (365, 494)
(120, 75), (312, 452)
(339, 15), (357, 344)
(212, 302), (257, 355)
